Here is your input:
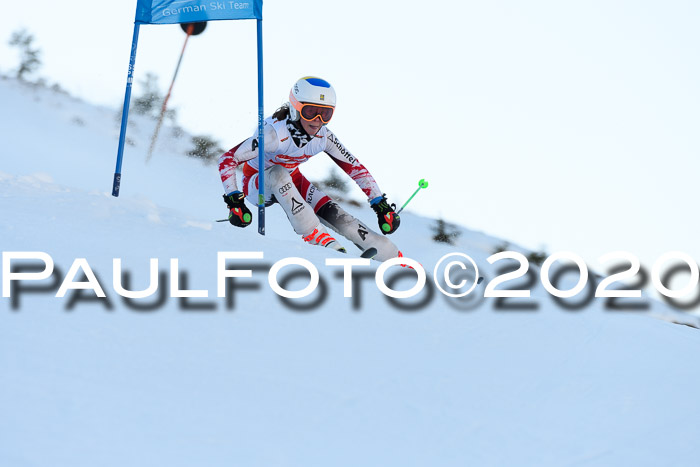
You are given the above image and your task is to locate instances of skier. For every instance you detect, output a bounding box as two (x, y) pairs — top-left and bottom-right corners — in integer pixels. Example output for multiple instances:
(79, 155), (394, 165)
(218, 76), (402, 261)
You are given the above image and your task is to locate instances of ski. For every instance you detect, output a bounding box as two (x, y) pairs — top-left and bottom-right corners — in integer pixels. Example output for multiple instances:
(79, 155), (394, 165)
(360, 247), (378, 259)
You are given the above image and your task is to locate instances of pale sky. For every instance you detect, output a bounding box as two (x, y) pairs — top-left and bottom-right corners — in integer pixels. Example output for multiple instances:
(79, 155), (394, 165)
(3, 0), (699, 279)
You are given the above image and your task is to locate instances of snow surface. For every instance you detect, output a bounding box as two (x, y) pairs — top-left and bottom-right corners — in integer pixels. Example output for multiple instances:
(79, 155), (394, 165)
(1, 78), (700, 466)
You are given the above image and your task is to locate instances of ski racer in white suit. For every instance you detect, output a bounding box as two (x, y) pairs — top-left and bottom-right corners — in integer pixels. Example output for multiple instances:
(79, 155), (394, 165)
(218, 76), (402, 261)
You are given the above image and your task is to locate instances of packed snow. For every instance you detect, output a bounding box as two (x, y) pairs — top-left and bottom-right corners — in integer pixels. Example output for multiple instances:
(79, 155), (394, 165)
(1, 78), (700, 466)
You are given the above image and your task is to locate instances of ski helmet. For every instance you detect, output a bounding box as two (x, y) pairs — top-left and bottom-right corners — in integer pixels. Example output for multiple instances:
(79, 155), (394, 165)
(288, 76), (336, 122)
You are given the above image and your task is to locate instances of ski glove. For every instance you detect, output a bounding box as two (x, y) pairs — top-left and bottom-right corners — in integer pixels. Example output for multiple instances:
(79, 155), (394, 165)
(370, 194), (400, 235)
(223, 192), (252, 228)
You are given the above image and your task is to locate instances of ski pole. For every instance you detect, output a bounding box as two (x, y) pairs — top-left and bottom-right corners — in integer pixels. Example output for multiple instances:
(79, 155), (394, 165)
(396, 179), (429, 215)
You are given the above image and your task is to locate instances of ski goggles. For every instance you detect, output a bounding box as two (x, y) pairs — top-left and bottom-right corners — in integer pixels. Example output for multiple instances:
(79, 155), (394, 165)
(289, 91), (335, 124)
(298, 103), (335, 123)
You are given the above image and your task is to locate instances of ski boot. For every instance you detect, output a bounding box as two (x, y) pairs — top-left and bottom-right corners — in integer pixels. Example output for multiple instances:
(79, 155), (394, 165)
(302, 224), (347, 253)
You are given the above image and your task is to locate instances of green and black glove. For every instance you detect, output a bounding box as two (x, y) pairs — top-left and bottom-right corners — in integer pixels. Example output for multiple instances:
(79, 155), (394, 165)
(370, 194), (400, 235)
(223, 191), (252, 228)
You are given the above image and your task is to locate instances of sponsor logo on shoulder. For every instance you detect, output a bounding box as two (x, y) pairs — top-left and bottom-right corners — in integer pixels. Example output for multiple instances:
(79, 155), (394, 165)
(327, 133), (356, 164)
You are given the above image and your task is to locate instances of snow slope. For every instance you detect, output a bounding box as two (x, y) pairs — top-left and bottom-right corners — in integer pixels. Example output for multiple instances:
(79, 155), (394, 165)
(2, 78), (700, 467)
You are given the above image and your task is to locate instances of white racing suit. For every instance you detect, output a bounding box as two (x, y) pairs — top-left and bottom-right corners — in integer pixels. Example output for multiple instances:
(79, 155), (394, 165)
(218, 117), (400, 260)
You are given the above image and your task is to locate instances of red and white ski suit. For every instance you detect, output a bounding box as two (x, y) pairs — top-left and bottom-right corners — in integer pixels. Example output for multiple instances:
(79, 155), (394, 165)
(218, 117), (400, 260)
(219, 117), (383, 208)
